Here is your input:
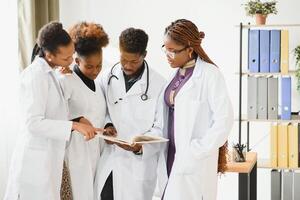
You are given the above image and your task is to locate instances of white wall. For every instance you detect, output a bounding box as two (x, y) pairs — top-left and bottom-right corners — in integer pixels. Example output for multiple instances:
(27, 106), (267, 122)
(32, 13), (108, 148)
(0, 0), (19, 198)
(58, 0), (300, 200)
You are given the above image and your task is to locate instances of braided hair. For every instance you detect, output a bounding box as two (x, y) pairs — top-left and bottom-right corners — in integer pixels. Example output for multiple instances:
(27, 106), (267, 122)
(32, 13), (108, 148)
(68, 22), (109, 57)
(164, 19), (215, 66)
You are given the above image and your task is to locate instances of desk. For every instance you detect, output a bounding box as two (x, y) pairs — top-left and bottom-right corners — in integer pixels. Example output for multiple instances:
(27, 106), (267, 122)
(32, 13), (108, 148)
(226, 152), (257, 200)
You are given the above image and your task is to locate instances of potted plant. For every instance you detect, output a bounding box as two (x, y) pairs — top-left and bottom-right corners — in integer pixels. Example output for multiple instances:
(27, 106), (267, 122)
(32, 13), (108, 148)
(294, 46), (300, 92)
(243, 0), (278, 25)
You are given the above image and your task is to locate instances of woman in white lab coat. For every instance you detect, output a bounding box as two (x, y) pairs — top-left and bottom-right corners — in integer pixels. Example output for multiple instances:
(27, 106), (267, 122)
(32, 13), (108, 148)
(4, 22), (102, 200)
(94, 28), (166, 200)
(58, 22), (111, 200)
(159, 19), (234, 200)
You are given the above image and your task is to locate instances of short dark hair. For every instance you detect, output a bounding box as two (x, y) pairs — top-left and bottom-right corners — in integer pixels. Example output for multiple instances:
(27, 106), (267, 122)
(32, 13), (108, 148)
(69, 22), (109, 57)
(31, 21), (72, 62)
(119, 28), (148, 55)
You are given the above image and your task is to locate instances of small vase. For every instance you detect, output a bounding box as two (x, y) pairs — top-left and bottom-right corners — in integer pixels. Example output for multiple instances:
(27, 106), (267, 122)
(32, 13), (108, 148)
(255, 14), (267, 25)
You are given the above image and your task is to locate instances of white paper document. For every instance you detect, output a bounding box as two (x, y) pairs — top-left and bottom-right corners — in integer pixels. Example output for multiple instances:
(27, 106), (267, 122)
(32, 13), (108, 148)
(96, 133), (169, 145)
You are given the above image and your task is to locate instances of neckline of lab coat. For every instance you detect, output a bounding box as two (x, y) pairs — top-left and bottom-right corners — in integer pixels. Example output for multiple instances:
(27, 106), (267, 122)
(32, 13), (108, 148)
(166, 57), (205, 100)
(113, 63), (147, 97)
(73, 72), (99, 95)
(34, 57), (55, 73)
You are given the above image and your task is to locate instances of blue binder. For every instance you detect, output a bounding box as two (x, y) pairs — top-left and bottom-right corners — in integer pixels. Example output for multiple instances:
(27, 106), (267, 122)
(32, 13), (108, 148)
(259, 30), (270, 72)
(281, 77), (291, 120)
(270, 30), (281, 72)
(248, 30), (260, 73)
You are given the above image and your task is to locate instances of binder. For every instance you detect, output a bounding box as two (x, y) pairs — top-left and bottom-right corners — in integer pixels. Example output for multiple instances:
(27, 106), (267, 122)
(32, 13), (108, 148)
(270, 124), (278, 168)
(247, 76), (258, 119)
(288, 124), (298, 168)
(270, 30), (281, 73)
(257, 77), (268, 119)
(298, 123), (300, 167)
(281, 77), (291, 120)
(267, 77), (278, 119)
(248, 30), (260, 72)
(294, 172), (300, 199)
(280, 30), (289, 75)
(278, 124), (288, 168)
(282, 171), (293, 200)
(271, 170), (281, 200)
(259, 30), (270, 72)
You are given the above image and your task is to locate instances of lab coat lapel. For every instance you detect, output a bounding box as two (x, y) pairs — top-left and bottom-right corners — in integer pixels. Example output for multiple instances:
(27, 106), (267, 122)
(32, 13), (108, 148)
(175, 57), (203, 99)
(124, 66), (147, 98)
(111, 65), (127, 100)
(37, 57), (65, 101)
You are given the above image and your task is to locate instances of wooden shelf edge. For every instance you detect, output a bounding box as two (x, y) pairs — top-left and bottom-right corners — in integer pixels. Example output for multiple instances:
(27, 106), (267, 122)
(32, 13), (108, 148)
(235, 24), (300, 28)
(234, 70), (296, 76)
(235, 115), (300, 123)
(257, 159), (300, 170)
(226, 152), (257, 173)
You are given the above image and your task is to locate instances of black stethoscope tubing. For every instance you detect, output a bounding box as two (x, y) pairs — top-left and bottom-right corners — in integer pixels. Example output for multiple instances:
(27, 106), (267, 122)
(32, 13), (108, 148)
(108, 60), (149, 101)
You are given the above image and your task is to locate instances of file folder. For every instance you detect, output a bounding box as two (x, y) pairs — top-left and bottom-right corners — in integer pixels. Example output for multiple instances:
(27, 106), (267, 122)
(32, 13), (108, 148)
(271, 170), (281, 200)
(280, 30), (289, 74)
(259, 30), (270, 72)
(270, 30), (281, 73)
(268, 77), (278, 119)
(257, 77), (268, 119)
(288, 124), (298, 168)
(281, 77), (291, 120)
(282, 171), (293, 200)
(278, 124), (288, 168)
(270, 124), (278, 167)
(248, 76), (258, 119)
(294, 172), (300, 199)
(248, 30), (260, 72)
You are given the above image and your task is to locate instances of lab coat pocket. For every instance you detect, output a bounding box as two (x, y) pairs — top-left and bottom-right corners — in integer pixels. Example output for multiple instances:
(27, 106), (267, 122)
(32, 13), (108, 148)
(177, 152), (202, 175)
(132, 154), (157, 180)
(20, 147), (49, 185)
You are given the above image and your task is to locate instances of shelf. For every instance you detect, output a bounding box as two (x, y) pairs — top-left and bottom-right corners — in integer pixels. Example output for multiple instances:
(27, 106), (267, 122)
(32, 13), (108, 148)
(257, 159), (300, 170)
(235, 70), (296, 76)
(236, 115), (300, 123)
(226, 152), (257, 173)
(235, 24), (300, 28)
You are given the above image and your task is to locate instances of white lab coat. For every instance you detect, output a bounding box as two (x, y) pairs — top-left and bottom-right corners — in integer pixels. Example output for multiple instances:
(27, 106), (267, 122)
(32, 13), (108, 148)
(94, 63), (166, 200)
(58, 71), (107, 200)
(4, 57), (73, 200)
(158, 58), (234, 200)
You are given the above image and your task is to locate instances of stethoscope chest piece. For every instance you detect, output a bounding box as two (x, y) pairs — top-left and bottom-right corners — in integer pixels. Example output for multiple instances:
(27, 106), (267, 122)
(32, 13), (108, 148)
(141, 93), (148, 101)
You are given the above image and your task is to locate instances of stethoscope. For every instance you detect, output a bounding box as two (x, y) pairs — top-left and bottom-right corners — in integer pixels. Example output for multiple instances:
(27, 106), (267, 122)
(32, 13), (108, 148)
(107, 60), (149, 104)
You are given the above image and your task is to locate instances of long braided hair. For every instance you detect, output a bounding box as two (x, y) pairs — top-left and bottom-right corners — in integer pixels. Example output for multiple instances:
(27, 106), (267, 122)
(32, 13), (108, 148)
(165, 19), (228, 174)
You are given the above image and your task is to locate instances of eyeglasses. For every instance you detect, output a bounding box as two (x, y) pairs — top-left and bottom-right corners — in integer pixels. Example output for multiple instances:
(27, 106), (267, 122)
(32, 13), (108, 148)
(161, 45), (189, 59)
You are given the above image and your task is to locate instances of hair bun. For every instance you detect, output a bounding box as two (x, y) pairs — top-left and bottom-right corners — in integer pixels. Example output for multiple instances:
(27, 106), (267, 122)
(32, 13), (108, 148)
(199, 31), (205, 39)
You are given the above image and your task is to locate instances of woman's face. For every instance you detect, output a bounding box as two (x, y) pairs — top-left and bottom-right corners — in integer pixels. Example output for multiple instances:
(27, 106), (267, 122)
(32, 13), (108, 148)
(76, 51), (103, 80)
(162, 36), (193, 68)
(47, 42), (75, 68)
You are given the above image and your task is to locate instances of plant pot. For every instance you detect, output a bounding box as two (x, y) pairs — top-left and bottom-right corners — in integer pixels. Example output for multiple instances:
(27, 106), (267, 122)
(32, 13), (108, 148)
(255, 14), (267, 25)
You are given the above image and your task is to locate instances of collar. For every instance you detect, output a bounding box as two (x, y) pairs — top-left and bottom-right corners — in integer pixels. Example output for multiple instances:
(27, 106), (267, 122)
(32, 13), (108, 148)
(74, 65), (96, 91)
(34, 57), (54, 73)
